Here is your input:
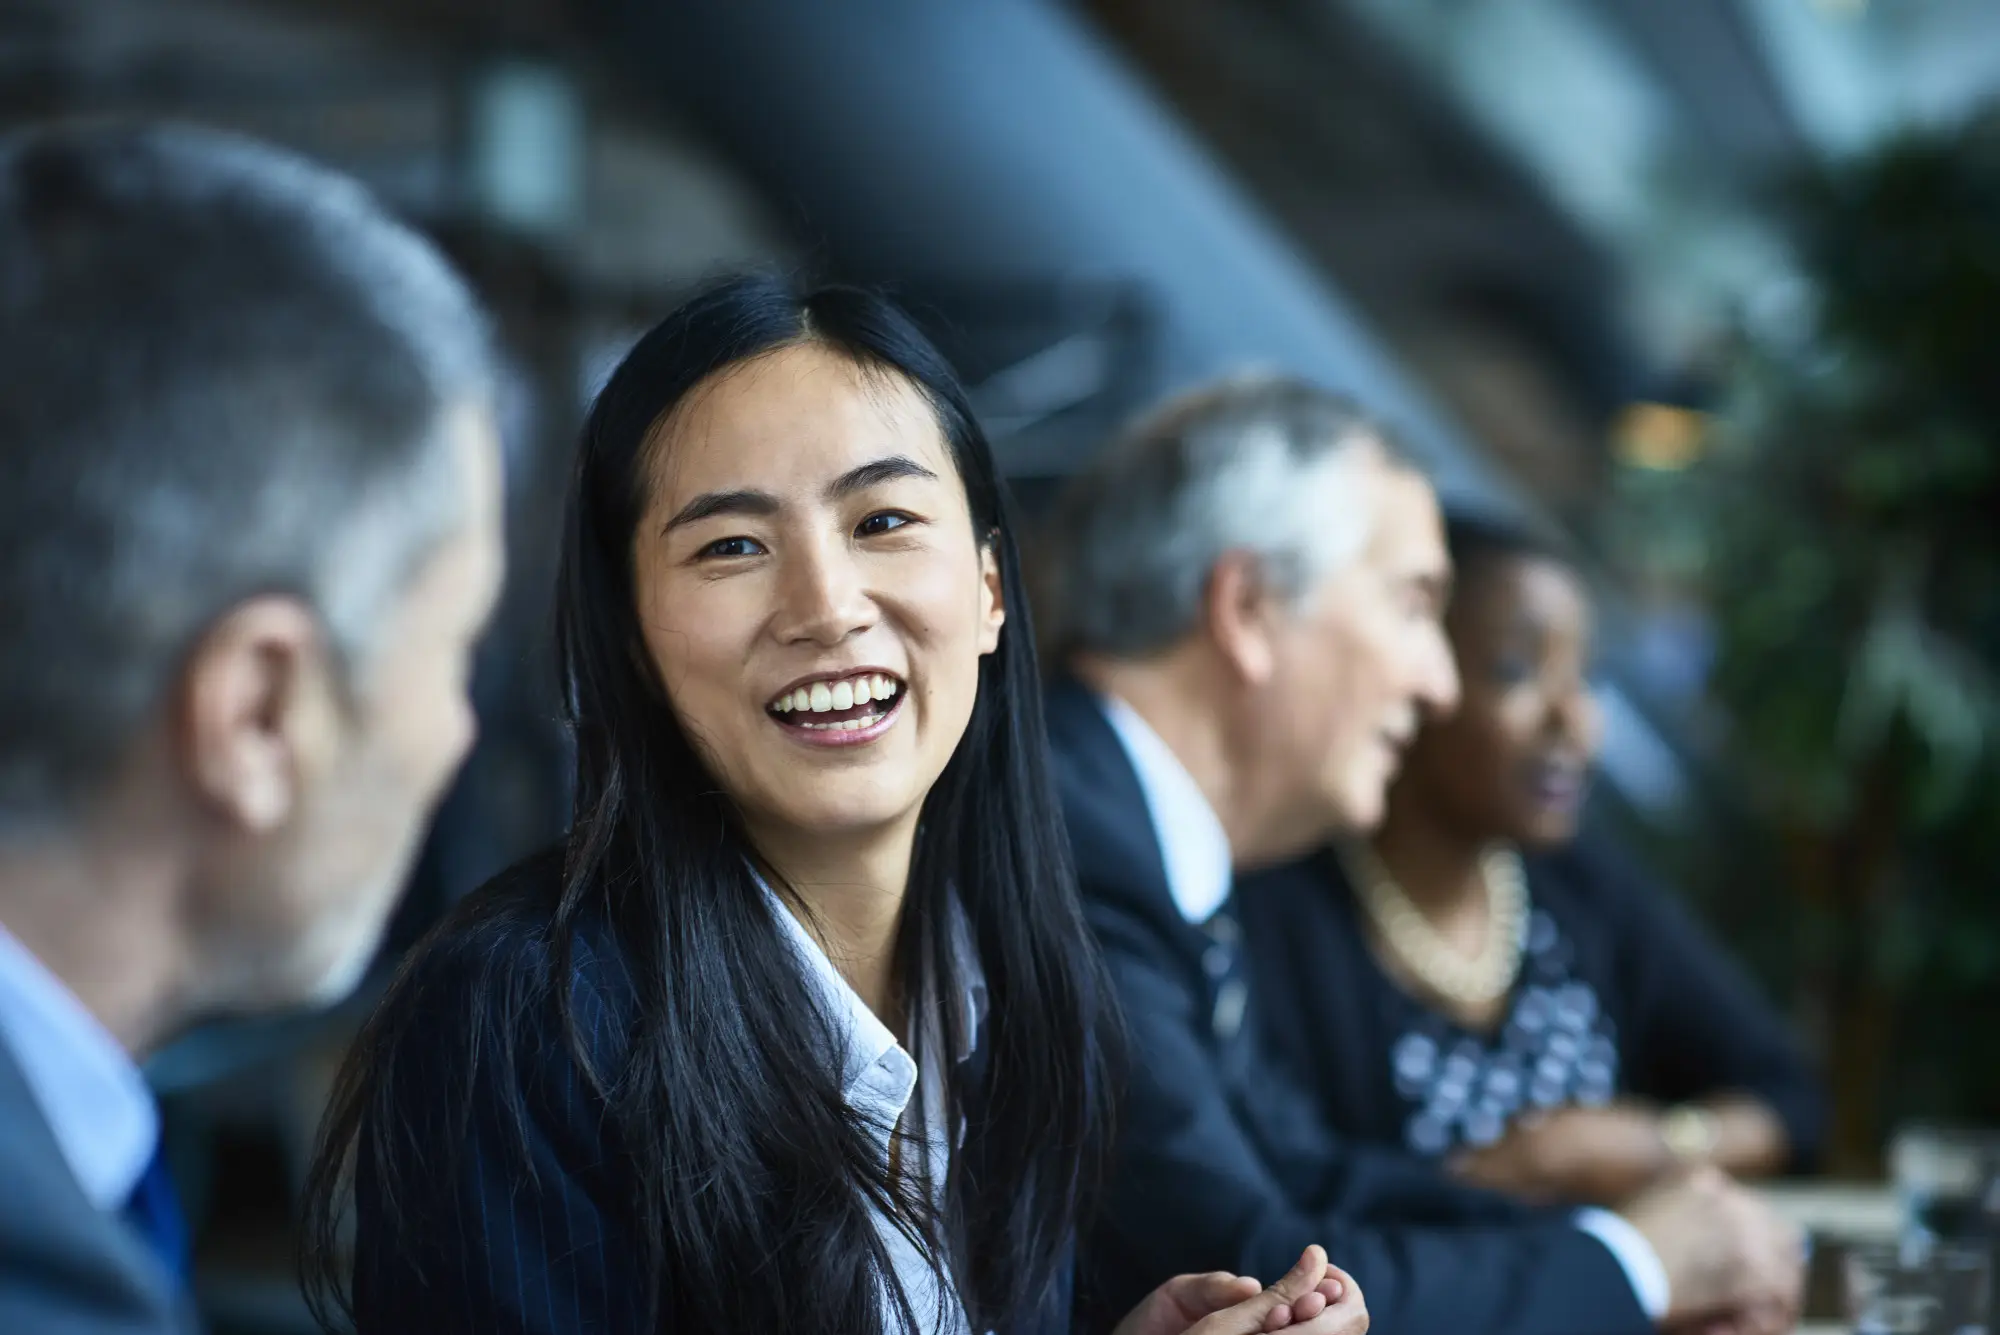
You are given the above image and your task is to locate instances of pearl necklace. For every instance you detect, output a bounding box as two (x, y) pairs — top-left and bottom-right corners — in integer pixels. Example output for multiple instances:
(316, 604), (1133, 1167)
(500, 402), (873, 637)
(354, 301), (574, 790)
(1343, 843), (1528, 1008)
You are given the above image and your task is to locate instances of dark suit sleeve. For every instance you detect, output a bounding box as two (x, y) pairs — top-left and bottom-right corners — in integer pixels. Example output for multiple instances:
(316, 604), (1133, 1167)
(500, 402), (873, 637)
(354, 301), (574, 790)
(1581, 841), (1828, 1171)
(352, 943), (644, 1335)
(0, 1046), (193, 1335)
(1085, 891), (1653, 1335)
(0, 1170), (187, 1335)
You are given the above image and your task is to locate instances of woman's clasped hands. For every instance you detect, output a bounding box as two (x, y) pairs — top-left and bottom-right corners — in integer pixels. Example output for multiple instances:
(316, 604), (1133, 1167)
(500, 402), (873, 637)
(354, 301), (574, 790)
(1116, 1246), (1369, 1335)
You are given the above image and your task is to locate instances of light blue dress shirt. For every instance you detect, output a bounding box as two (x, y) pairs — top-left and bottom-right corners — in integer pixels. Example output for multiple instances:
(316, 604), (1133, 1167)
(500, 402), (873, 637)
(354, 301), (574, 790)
(0, 920), (157, 1214)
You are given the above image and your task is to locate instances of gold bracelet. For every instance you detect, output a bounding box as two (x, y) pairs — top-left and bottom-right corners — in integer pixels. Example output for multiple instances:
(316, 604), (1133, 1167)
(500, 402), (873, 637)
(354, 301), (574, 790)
(1659, 1104), (1719, 1163)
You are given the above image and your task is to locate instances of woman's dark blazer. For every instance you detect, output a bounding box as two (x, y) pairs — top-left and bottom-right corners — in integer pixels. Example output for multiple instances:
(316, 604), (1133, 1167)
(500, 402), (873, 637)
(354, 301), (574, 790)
(1236, 836), (1826, 1174)
(347, 846), (1075, 1334)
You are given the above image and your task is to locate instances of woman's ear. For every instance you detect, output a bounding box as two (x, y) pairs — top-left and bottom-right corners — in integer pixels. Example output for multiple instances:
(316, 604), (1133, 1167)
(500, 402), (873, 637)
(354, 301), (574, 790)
(977, 537), (1006, 656)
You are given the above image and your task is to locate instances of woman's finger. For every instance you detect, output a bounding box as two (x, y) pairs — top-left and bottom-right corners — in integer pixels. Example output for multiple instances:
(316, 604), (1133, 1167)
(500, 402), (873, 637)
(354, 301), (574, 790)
(1265, 1246), (1329, 1302)
(1262, 1246), (1336, 1331)
(1286, 1299), (1369, 1334)
(1281, 1269), (1349, 1323)
(1113, 1272), (1264, 1335)
(1290, 1271), (1369, 1335)
(1290, 1289), (1329, 1321)
(1187, 1246), (1329, 1335)
(1166, 1272), (1262, 1316)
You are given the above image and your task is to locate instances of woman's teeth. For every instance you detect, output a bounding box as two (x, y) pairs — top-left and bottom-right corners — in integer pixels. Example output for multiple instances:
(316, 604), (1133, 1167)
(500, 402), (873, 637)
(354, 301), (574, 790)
(798, 715), (879, 732)
(770, 673), (901, 718)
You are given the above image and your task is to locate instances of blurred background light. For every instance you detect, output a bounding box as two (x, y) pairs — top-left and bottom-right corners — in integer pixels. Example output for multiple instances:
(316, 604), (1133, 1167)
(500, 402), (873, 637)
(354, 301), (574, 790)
(462, 55), (585, 236)
(1611, 401), (1711, 472)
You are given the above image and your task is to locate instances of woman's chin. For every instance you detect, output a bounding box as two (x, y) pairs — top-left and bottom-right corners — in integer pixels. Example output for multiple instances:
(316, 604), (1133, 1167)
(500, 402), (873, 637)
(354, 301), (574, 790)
(1514, 813), (1579, 849)
(750, 791), (928, 844)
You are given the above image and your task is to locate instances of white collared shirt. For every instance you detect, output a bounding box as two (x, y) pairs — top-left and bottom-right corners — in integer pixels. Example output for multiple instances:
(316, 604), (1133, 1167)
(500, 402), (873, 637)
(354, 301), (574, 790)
(1097, 692), (1233, 926)
(758, 874), (985, 1335)
(1092, 692), (1672, 1322)
(0, 919), (157, 1213)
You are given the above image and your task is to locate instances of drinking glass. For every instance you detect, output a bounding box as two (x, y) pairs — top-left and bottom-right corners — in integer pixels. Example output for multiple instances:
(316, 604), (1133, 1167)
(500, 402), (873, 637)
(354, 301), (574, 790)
(1844, 1239), (1991, 1335)
(1892, 1125), (2000, 1245)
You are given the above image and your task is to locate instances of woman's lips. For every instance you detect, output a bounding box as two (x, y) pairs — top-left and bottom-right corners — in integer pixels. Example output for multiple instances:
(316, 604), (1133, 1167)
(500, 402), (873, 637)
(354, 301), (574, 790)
(1524, 761), (1587, 808)
(769, 684), (906, 748)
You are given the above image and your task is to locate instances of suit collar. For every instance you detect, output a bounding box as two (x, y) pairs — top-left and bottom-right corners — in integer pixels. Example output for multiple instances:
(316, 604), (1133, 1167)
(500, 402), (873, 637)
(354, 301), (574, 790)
(1044, 675), (1166, 902)
(1045, 676), (1232, 925)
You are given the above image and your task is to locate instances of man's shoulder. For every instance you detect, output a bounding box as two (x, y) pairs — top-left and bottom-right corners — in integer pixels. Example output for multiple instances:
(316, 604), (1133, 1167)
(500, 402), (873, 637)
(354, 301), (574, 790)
(1041, 676), (1143, 789)
(1042, 676), (1141, 829)
(1043, 711), (1175, 926)
(1039, 681), (1209, 987)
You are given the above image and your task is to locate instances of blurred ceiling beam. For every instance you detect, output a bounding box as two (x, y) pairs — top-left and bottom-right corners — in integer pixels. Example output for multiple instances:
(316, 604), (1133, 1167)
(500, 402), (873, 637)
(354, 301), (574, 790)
(1329, 0), (1806, 384)
(1084, 0), (1614, 297)
(233, 0), (578, 49)
(1594, 0), (1811, 171)
(1083, 0), (1630, 509)
(582, 0), (1522, 505)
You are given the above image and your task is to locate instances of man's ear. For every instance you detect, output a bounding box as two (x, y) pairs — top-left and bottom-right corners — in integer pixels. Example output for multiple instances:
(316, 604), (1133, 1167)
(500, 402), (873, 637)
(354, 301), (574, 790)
(1204, 550), (1282, 686)
(976, 537), (1007, 656)
(174, 596), (339, 832)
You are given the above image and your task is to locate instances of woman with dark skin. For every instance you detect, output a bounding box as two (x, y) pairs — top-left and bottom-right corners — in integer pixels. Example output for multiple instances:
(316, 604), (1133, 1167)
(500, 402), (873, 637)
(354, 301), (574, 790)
(1244, 516), (1823, 1209)
(301, 275), (1365, 1335)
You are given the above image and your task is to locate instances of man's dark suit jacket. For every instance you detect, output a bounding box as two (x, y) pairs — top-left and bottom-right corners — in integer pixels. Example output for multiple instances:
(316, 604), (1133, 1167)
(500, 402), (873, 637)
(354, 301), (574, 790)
(0, 1039), (195, 1334)
(1048, 678), (1653, 1335)
(351, 845), (1074, 1333)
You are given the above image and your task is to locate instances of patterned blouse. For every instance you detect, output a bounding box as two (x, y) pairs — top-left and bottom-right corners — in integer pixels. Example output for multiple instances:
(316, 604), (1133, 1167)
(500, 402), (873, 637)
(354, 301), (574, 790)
(1381, 904), (1620, 1156)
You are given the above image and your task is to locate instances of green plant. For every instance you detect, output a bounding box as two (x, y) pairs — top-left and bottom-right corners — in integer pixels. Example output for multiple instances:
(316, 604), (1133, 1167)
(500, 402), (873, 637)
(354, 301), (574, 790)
(1615, 106), (2000, 1174)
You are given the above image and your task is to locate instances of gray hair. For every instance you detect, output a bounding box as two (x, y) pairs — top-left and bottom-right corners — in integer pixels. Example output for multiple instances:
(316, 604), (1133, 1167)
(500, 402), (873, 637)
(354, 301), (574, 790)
(0, 121), (493, 823)
(1041, 374), (1407, 659)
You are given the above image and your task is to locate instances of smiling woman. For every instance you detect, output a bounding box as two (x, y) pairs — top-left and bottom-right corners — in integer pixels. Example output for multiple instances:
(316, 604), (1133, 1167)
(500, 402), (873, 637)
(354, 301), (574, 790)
(630, 344), (1004, 892)
(1239, 513), (1826, 1212)
(299, 274), (1364, 1335)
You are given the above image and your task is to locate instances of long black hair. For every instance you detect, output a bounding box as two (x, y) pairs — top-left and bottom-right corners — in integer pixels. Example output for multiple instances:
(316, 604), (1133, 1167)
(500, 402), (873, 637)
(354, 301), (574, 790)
(301, 274), (1116, 1332)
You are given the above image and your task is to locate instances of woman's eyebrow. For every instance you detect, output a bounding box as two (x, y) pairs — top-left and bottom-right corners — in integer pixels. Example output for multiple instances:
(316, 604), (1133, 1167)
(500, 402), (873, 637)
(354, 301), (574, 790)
(826, 454), (937, 499)
(662, 488), (779, 534)
(663, 455), (937, 535)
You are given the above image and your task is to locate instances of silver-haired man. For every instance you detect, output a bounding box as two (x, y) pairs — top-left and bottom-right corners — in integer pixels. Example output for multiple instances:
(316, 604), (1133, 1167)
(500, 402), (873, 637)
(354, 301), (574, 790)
(1040, 376), (1803, 1335)
(0, 123), (504, 1333)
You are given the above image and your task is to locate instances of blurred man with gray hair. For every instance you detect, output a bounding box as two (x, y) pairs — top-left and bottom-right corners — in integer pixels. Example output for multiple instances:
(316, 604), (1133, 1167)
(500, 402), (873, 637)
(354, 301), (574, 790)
(0, 123), (504, 1332)
(1042, 376), (1804, 1335)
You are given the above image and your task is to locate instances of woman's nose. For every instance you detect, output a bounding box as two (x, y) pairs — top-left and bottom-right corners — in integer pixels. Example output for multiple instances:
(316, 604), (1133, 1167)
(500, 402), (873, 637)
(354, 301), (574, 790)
(774, 540), (876, 646)
(1550, 677), (1603, 753)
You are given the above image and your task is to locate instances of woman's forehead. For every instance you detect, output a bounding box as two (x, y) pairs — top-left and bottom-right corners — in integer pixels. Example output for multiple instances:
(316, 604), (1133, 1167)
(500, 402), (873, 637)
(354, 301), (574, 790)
(1454, 556), (1589, 640)
(645, 342), (952, 502)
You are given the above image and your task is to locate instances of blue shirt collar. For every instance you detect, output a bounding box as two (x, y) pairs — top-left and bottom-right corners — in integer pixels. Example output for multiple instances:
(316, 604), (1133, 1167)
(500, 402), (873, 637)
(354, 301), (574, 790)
(0, 919), (157, 1212)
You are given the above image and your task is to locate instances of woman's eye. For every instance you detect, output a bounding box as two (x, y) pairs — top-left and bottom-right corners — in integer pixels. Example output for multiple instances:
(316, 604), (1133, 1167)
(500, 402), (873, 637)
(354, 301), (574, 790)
(857, 511), (912, 537)
(701, 536), (764, 559)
